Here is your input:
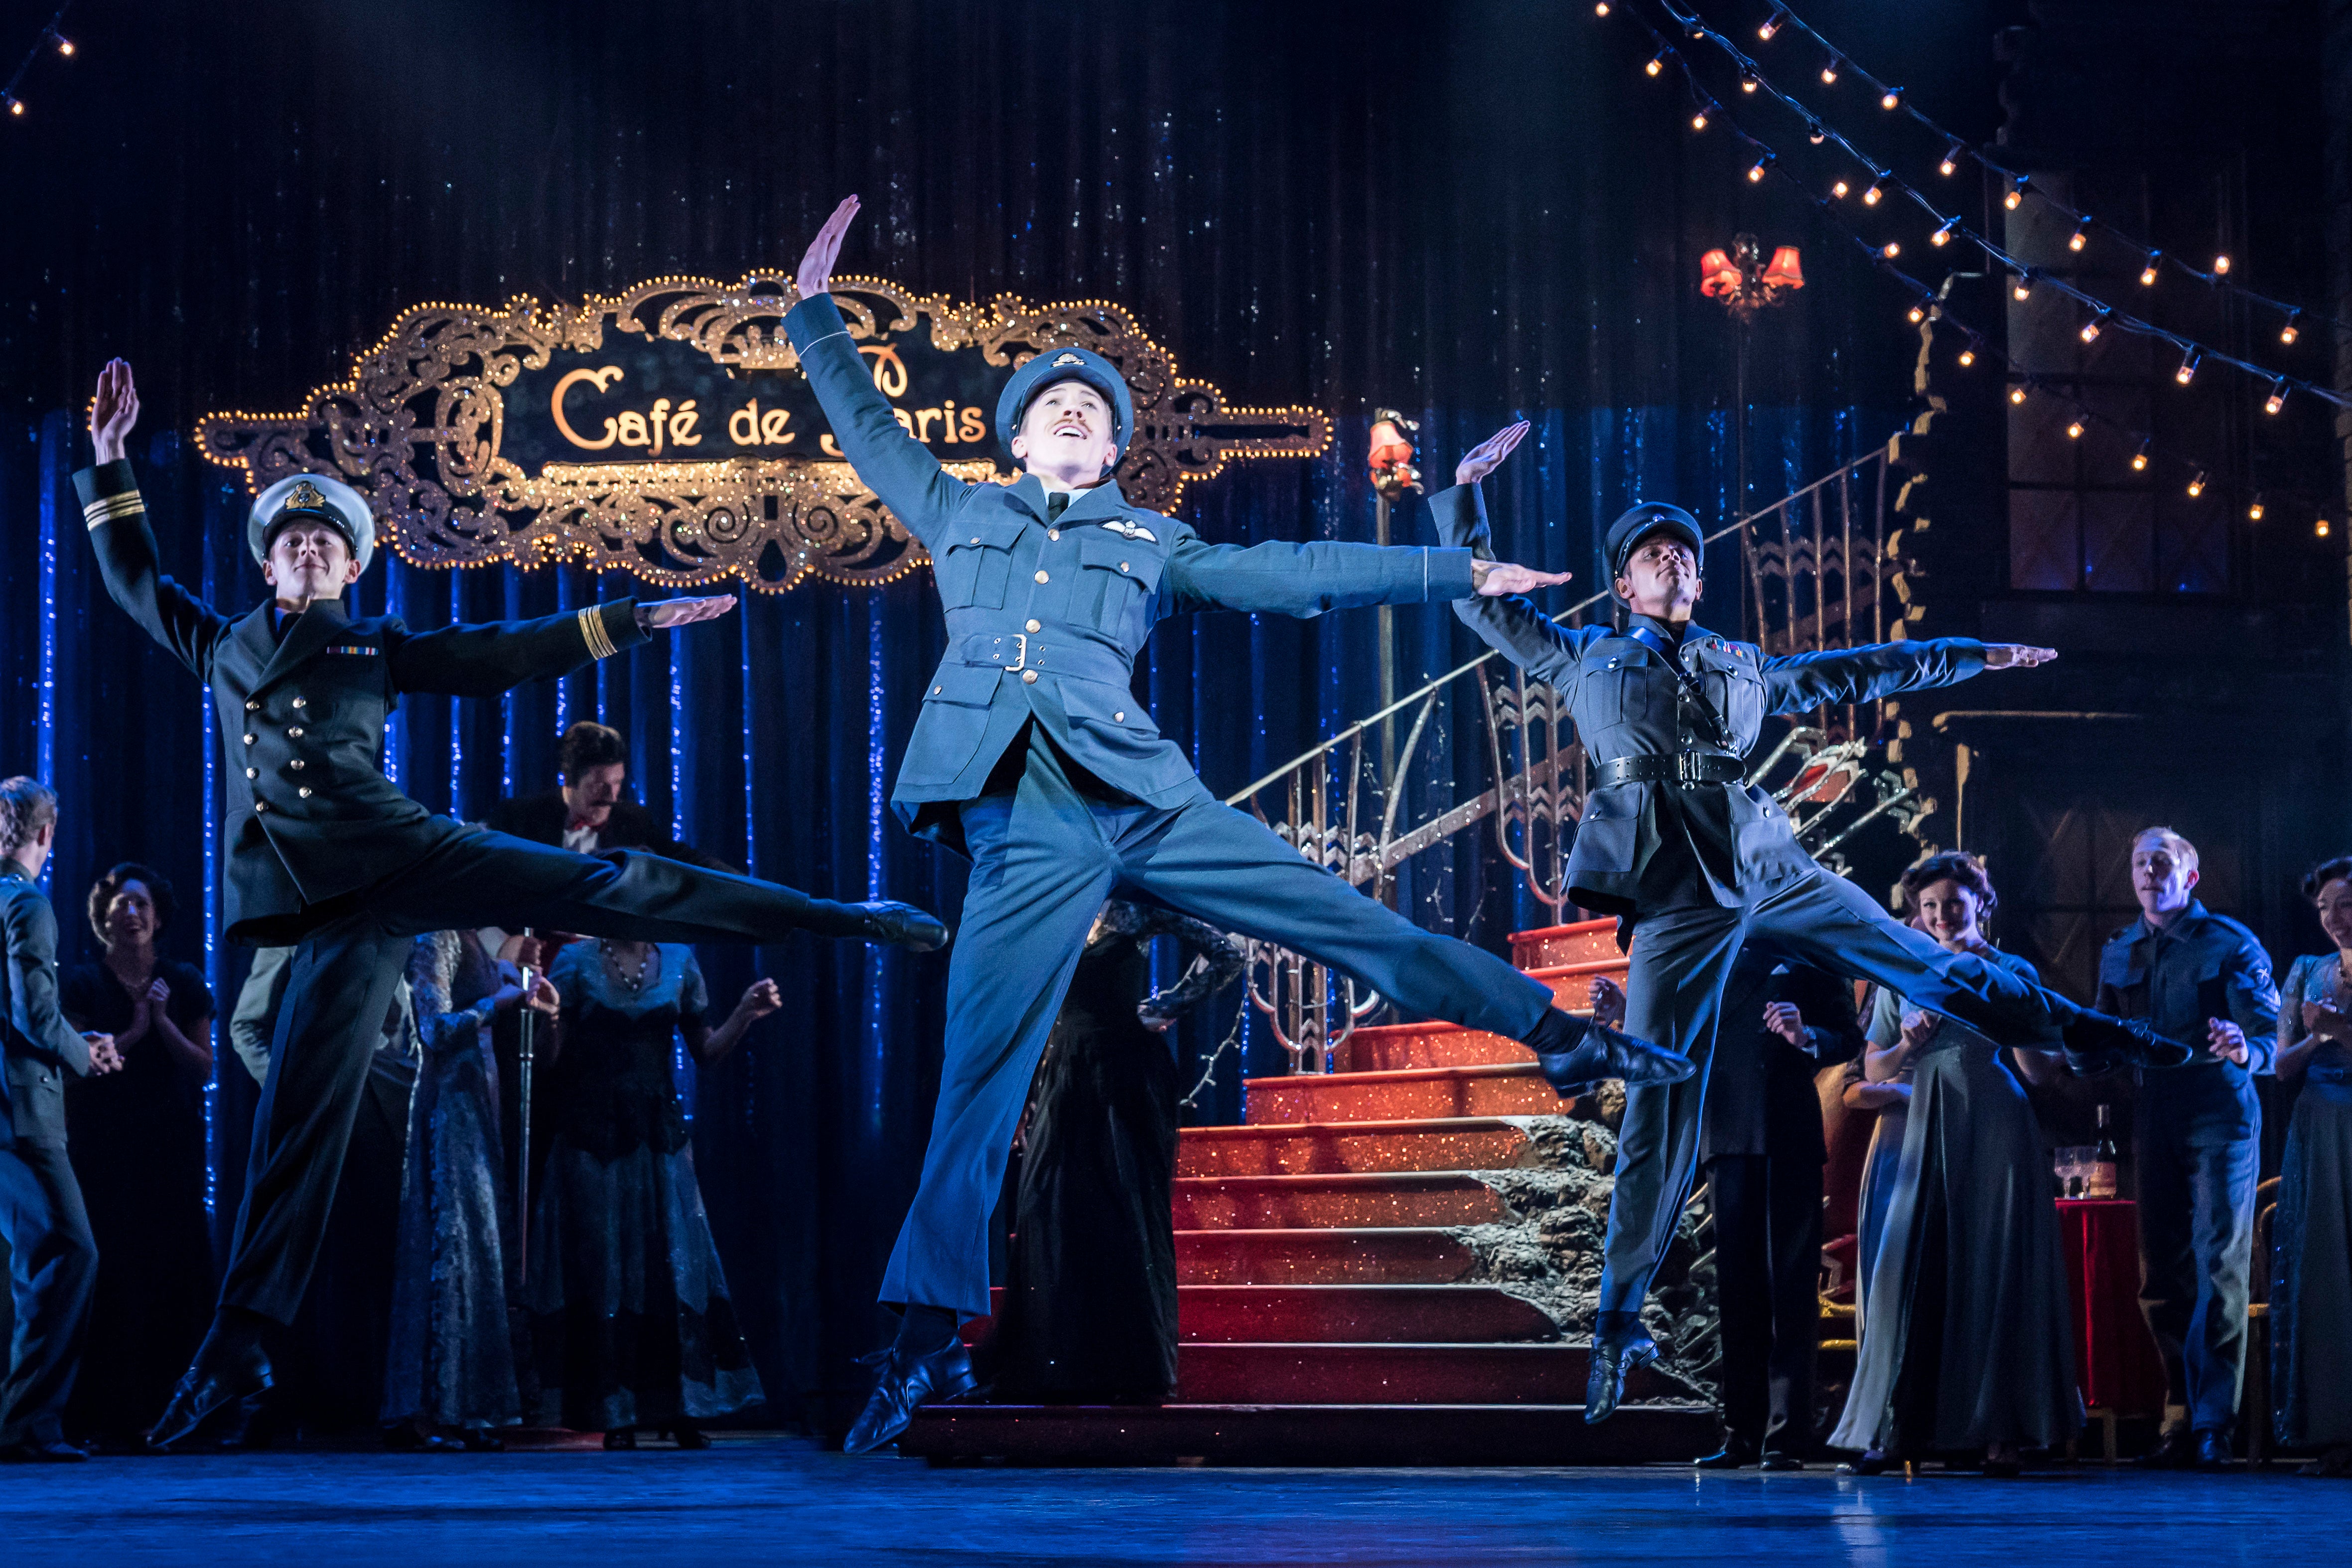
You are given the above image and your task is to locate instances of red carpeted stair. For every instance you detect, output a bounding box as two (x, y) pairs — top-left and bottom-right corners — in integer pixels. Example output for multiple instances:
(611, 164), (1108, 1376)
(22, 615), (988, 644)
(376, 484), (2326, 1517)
(900, 919), (1719, 1465)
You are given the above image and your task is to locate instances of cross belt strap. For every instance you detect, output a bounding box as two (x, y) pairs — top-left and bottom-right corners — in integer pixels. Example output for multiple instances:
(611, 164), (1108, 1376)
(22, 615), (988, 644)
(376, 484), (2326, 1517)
(1594, 753), (1747, 788)
(950, 630), (1135, 688)
(1622, 622), (1735, 751)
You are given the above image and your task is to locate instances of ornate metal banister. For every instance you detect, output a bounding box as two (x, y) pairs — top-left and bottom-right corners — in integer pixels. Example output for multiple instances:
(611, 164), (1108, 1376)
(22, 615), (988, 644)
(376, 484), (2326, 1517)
(1230, 439), (1911, 1074)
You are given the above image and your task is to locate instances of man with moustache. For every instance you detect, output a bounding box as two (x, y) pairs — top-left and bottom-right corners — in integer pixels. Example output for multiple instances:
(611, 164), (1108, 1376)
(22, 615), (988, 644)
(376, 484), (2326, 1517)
(1429, 421), (2199, 1422)
(784, 197), (1690, 1453)
(74, 358), (946, 1449)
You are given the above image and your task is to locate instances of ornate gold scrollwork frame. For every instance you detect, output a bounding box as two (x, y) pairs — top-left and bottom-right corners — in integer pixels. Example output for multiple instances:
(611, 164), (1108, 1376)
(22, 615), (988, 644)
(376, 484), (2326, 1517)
(194, 273), (1332, 591)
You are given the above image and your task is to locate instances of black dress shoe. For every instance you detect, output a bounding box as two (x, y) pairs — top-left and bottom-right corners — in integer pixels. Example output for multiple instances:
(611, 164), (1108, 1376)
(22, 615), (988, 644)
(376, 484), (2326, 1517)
(843, 1342), (977, 1454)
(669, 1423), (710, 1450)
(2135, 1429), (2196, 1469)
(1837, 1451), (1893, 1475)
(460, 1429), (506, 1452)
(1583, 1315), (1659, 1425)
(854, 900), (950, 952)
(1525, 1009), (1693, 1098)
(208, 1392), (273, 1451)
(0, 1437), (88, 1463)
(1759, 1449), (1806, 1471)
(1694, 1440), (1757, 1470)
(2192, 1429), (2234, 1469)
(148, 1310), (276, 1451)
(2062, 1013), (2194, 1073)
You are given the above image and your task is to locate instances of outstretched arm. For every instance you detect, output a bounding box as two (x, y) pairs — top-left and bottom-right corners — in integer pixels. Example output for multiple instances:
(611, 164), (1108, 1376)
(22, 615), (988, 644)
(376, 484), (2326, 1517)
(77, 360), (233, 678)
(1758, 638), (2052, 713)
(389, 595), (729, 698)
(1424, 426), (1590, 687)
(783, 196), (969, 548)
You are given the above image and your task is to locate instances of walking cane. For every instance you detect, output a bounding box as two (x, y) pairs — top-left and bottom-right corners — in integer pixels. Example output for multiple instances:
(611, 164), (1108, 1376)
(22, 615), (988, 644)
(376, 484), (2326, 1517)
(515, 930), (538, 1280)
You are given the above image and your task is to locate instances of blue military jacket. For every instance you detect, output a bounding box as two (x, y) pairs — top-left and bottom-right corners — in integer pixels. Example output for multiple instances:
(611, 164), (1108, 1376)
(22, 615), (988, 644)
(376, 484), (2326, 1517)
(785, 294), (1477, 852)
(2, 859), (93, 1148)
(1429, 482), (1988, 914)
(76, 460), (650, 945)
(2095, 900), (2279, 1124)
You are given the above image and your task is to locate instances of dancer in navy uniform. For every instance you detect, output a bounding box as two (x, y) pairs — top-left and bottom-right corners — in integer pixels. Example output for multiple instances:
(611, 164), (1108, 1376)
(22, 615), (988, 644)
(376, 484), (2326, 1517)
(1429, 421), (2197, 1422)
(75, 359), (945, 1449)
(783, 197), (1686, 1453)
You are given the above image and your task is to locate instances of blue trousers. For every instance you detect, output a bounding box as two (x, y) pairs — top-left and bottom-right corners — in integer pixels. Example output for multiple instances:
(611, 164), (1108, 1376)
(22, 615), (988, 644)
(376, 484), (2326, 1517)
(0, 1141), (97, 1447)
(2134, 1078), (2260, 1436)
(884, 739), (1557, 1316)
(1601, 868), (2085, 1315)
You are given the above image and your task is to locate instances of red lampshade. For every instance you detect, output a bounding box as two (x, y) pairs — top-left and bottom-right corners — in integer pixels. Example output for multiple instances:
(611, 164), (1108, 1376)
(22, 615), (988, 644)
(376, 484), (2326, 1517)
(1699, 248), (1741, 298)
(1368, 418), (1414, 471)
(1762, 246), (1805, 290)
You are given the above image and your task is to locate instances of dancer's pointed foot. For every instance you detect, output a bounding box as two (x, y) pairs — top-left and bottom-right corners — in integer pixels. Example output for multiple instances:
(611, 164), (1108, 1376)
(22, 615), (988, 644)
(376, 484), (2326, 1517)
(1523, 1007), (1691, 1098)
(148, 1308), (275, 1452)
(2062, 1011), (2194, 1073)
(855, 900), (949, 951)
(1583, 1312), (1658, 1424)
(843, 1342), (976, 1454)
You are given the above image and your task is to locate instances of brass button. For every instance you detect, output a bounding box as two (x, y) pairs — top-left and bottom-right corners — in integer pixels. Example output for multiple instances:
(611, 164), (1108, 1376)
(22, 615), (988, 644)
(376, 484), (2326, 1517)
(1021, 669), (1039, 685)
(297, 787), (313, 799)
(291, 697), (307, 710)
(931, 686), (943, 696)
(1119, 562), (1130, 573)
(1113, 711), (1126, 722)
(245, 700), (260, 712)
(288, 726), (304, 738)
(1048, 529), (1061, 541)
(254, 800), (269, 813)
(1025, 619), (1041, 633)
(245, 767), (258, 779)
(288, 760), (304, 771)
(969, 536), (980, 545)
(243, 733), (256, 746)
(1034, 570), (1049, 583)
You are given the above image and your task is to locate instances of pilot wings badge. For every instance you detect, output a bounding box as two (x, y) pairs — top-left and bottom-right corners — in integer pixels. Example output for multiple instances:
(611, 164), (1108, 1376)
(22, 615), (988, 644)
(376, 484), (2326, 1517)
(1102, 519), (1158, 543)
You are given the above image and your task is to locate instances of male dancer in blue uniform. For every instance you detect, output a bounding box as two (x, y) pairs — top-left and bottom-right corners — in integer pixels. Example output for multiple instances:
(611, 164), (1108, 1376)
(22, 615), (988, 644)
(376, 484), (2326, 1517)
(76, 359), (945, 1448)
(1430, 420), (2197, 1421)
(784, 198), (1688, 1451)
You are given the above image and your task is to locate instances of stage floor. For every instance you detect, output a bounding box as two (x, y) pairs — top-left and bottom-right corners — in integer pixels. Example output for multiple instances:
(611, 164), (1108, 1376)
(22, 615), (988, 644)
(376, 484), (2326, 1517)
(3, 1431), (2342, 1564)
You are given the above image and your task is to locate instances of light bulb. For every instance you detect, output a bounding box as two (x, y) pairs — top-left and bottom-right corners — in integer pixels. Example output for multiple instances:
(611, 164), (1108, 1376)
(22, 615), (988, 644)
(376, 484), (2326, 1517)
(2318, 518), (2332, 538)
(1939, 144), (1962, 177)
(2140, 254), (2161, 285)
(1741, 74), (1760, 94)
(1908, 303), (1926, 323)
(2281, 310), (2301, 345)
(2187, 471), (2207, 498)
(2066, 419), (2085, 439)
(2213, 254), (2231, 275)
(2131, 441), (2150, 471)
(1759, 9), (1785, 39)
(2265, 380), (2288, 415)
(2004, 178), (2025, 211)
(1882, 241), (1901, 258)
(1831, 178), (1850, 199)
(2249, 496), (2265, 521)
(4, 97), (21, 118)
(2010, 384), (2028, 405)
(2013, 273), (2033, 301)
(1748, 158), (1770, 183)
(2080, 313), (2104, 343)
(2175, 349), (2201, 385)
(2068, 225), (2088, 252)
(1595, 1), (1611, 14)
(1931, 222), (1953, 247)
(1807, 121), (1827, 144)
(52, 33), (72, 56)
(1880, 86), (1903, 110)
(1862, 183), (1882, 205)
(1691, 110), (1709, 131)
(1958, 346), (1977, 367)
(1646, 53), (1665, 76)
(1821, 57), (1841, 85)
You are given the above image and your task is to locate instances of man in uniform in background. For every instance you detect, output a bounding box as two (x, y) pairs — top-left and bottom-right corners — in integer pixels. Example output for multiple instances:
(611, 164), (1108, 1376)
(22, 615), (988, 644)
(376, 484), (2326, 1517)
(0, 778), (122, 1462)
(78, 358), (945, 1449)
(2101, 827), (2279, 1470)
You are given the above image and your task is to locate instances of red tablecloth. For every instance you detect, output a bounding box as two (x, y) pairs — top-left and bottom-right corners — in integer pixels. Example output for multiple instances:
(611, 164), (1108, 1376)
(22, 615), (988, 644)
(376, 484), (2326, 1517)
(2056, 1198), (2168, 1416)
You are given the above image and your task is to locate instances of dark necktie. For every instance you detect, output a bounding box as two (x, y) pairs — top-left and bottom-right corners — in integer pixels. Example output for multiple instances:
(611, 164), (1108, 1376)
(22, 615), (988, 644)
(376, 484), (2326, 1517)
(1045, 492), (1071, 525)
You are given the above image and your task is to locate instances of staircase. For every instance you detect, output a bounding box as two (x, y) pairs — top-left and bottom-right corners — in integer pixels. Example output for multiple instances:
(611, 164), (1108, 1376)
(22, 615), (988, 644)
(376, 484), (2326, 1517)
(900, 918), (1720, 1465)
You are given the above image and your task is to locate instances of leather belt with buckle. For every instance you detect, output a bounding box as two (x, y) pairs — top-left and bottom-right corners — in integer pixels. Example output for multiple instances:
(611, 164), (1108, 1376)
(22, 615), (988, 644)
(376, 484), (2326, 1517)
(1595, 753), (1746, 788)
(950, 630), (1133, 687)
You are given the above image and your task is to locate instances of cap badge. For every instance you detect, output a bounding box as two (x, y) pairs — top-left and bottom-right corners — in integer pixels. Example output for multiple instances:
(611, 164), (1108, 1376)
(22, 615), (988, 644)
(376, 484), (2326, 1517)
(286, 479), (327, 513)
(1051, 351), (1084, 367)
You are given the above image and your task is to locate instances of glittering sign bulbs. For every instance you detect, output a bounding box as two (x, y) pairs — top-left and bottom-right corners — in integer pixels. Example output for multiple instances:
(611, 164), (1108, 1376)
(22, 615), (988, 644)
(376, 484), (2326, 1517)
(196, 273), (1331, 592)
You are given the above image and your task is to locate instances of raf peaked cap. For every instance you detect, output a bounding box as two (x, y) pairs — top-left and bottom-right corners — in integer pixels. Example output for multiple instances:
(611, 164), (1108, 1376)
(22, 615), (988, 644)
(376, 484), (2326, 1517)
(1604, 501), (1705, 581)
(995, 345), (1135, 462)
(250, 472), (376, 574)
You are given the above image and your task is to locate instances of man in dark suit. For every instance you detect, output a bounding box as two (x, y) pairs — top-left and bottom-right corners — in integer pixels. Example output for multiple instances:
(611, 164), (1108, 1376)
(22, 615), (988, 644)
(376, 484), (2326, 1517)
(1599, 945), (1861, 1468)
(1432, 421), (2196, 1420)
(0, 777), (122, 1462)
(477, 720), (729, 965)
(77, 359), (945, 1449)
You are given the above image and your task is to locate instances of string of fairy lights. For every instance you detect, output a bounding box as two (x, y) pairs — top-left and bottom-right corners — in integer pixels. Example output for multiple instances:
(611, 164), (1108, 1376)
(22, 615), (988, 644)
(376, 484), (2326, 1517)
(0, 4), (76, 120)
(1590, 0), (2342, 539)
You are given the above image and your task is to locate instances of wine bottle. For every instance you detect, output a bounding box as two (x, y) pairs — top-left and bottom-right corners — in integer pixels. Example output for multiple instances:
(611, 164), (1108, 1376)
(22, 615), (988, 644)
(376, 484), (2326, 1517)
(2087, 1103), (2120, 1199)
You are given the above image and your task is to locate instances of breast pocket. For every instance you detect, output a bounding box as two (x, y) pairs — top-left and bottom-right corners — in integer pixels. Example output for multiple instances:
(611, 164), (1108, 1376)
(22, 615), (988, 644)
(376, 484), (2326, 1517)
(1575, 656), (1650, 731)
(1077, 534), (1165, 637)
(933, 515), (1025, 609)
(1707, 663), (1767, 748)
(2097, 947), (2146, 1006)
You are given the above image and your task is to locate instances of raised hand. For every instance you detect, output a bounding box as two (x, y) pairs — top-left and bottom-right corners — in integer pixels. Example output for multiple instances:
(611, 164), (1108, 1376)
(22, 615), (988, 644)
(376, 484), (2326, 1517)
(1983, 644), (2058, 669)
(1588, 974), (1627, 1028)
(91, 358), (140, 465)
(795, 195), (861, 305)
(643, 594), (738, 629)
(1471, 559), (1574, 597)
(1455, 420), (1531, 487)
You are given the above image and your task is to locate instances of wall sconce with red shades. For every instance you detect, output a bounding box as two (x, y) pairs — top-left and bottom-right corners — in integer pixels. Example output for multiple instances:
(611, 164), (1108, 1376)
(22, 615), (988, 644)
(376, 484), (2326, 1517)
(1699, 234), (1804, 321)
(1368, 408), (1422, 498)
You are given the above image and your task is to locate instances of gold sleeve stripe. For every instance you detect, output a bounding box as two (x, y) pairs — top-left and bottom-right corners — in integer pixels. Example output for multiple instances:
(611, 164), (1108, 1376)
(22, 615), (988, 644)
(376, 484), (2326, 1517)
(82, 491), (145, 529)
(577, 605), (619, 661)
